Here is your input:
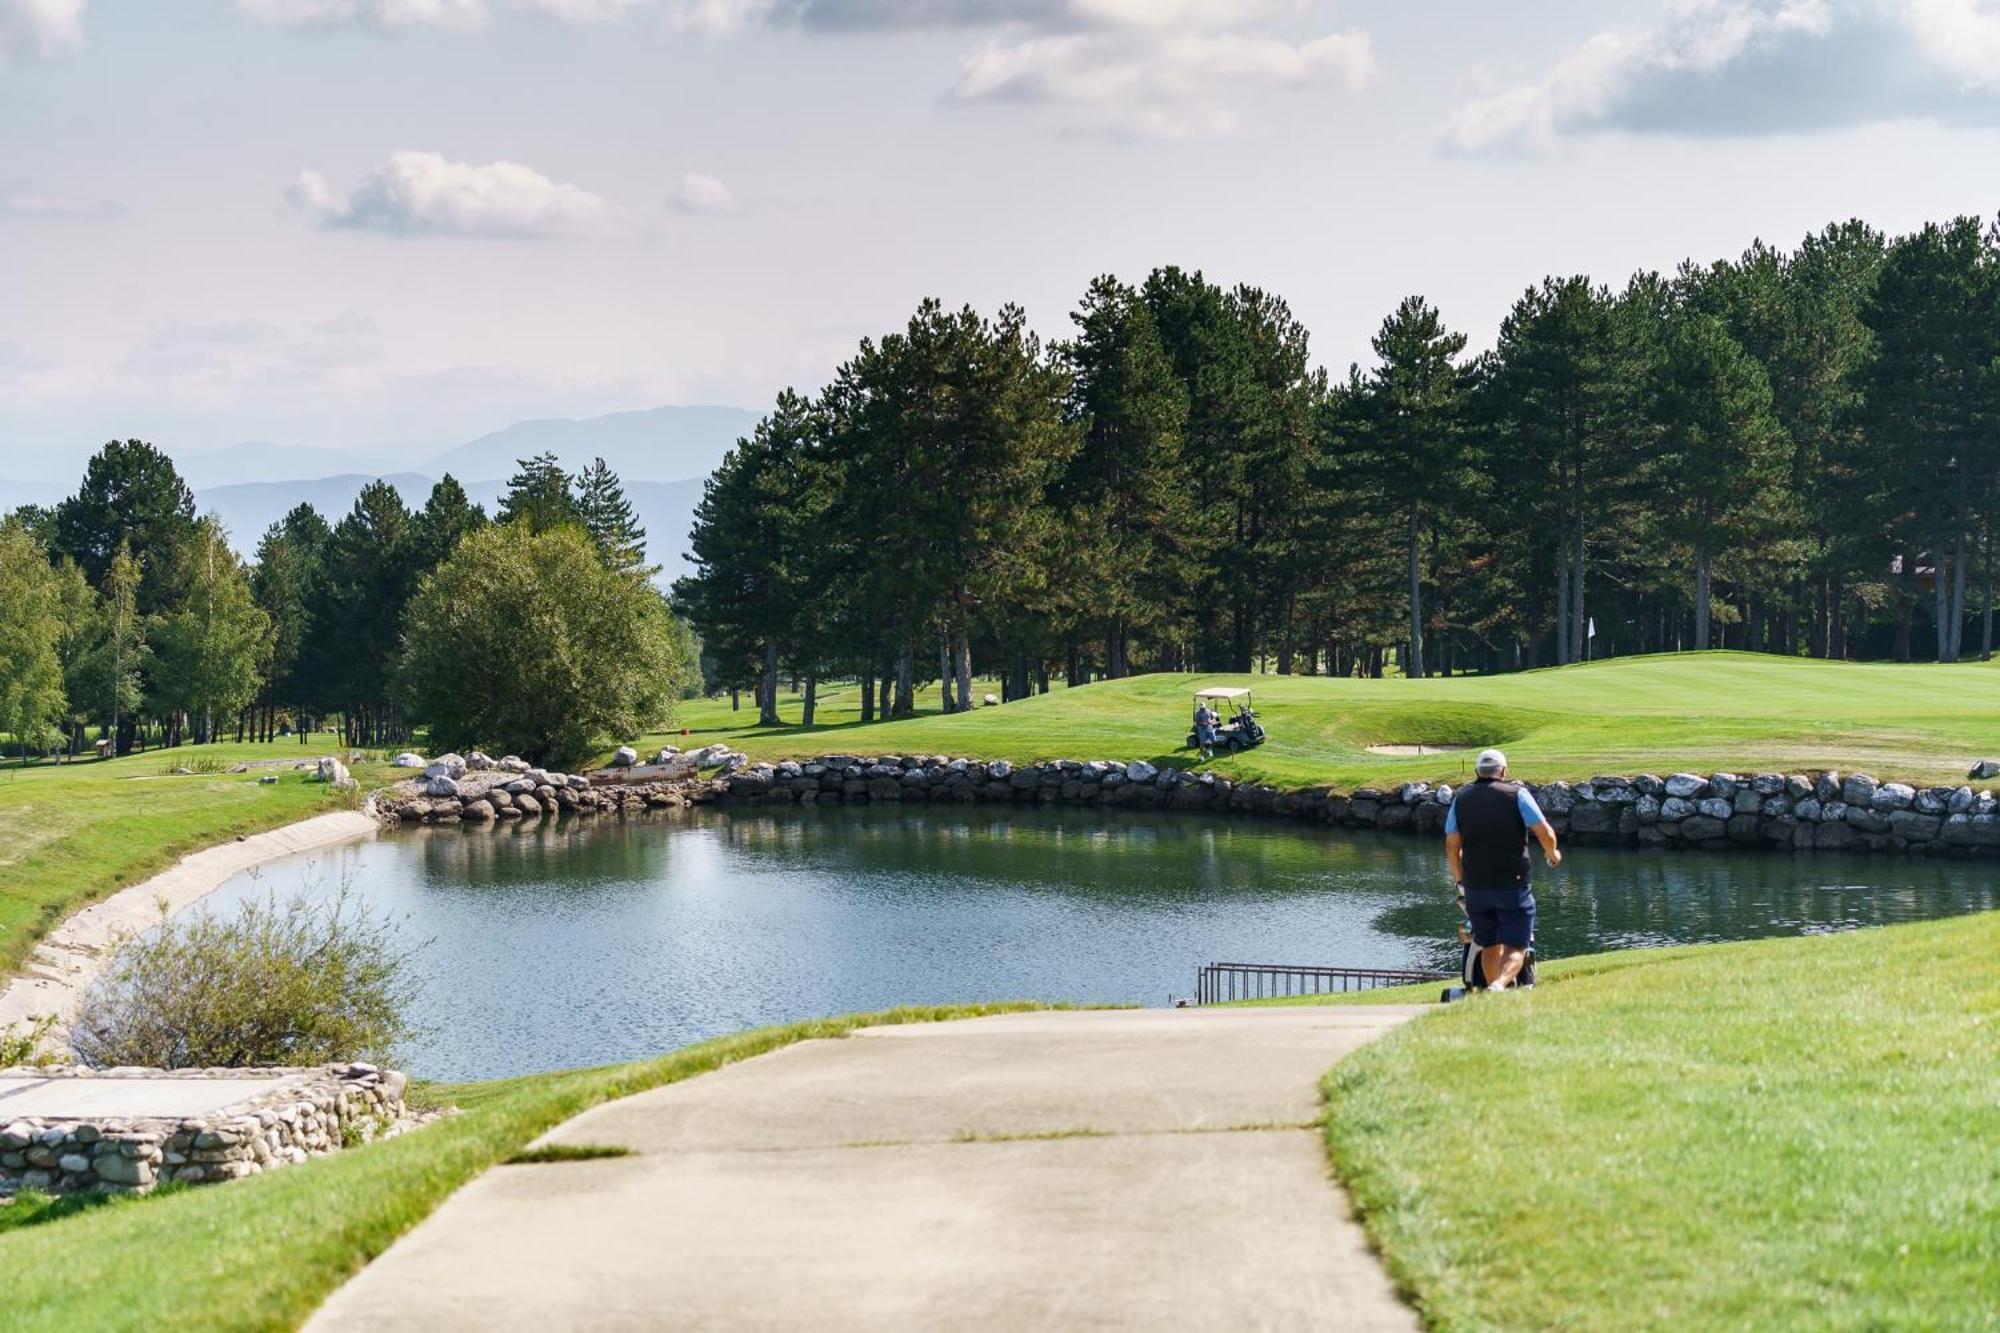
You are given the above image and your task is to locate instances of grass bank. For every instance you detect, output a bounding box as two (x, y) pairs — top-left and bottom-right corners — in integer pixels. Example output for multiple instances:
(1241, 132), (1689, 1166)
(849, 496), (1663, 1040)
(640, 652), (2000, 792)
(0, 1002), (1043, 1332)
(1319, 911), (2000, 1331)
(0, 742), (397, 985)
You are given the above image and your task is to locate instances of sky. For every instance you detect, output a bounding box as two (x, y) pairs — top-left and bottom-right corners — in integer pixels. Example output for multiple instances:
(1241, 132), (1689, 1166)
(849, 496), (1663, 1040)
(3, 0), (2000, 479)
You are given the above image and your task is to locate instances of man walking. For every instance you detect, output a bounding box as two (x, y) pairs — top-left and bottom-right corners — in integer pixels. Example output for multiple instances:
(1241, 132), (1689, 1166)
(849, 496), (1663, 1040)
(1443, 748), (1560, 991)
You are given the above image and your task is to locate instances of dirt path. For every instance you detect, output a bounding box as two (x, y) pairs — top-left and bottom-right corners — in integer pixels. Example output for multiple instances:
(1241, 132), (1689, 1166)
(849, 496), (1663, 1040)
(308, 1006), (1424, 1332)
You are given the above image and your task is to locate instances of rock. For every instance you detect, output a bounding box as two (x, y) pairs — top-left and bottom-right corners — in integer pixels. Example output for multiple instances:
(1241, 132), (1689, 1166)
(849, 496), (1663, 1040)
(1630, 774), (1665, 797)
(1869, 783), (1915, 812)
(1888, 811), (1942, 842)
(1697, 797), (1734, 821)
(258, 775), (279, 785)
(1819, 800), (1848, 824)
(391, 752), (427, 769)
(1733, 789), (1763, 815)
(461, 800), (495, 822)
(1709, 774), (1741, 799)
(422, 776), (460, 799)
(91, 1153), (153, 1187)
(1750, 773), (1785, 796)
(986, 759), (1014, 780)
(1783, 775), (1813, 801)
(498, 756), (530, 774)
(1680, 815), (1727, 841)
(1815, 772), (1841, 803)
(58, 1153), (90, 1175)
(1664, 773), (1706, 799)
(514, 794), (541, 817)
(1841, 773), (1879, 807)
(1537, 783), (1576, 816)
(983, 694), (1000, 707)
(1660, 797), (1697, 822)
(503, 778), (535, 795)
(1570, 803), (1615, 835)
(1914, 788), (1951, 815)
(611, 746), (639, 768)
(1969, 759), (2000, 781)
(1126, 760), (1158, 784)
(1845, 806), (1890, 834)
(1634, 794), (1662, 824)
(1794, 797), (1822, 822)
(313, 756), (350, 786)
(1948, 786), (1976, 815)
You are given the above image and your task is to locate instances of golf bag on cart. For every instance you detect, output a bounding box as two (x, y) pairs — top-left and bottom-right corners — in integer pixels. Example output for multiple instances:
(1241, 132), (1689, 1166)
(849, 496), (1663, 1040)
(1440, 888), (1536, 1004)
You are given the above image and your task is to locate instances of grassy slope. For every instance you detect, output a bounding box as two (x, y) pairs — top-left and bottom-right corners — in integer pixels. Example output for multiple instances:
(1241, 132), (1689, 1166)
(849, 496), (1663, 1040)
(0, 1003), (1042, 1333)
(0, 742), (395, 984)
(1321, 911), (2000, 1331)
(635, 652), (2000, 792)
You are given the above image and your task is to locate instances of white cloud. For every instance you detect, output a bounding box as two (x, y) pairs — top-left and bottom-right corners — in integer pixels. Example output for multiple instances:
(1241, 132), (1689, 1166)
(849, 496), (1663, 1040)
(240, 0), (487, 29)
(954, 28), (1374, 137)
(1906, 0), (2000, 88)
(668, 172), (736, 213)
(289, 151), (634, 238)
(1, 189), (122, 219)
(516, 0), (648, 20)
(676, 0), (1300, 33)
(678, 0), (1375, 137)
(1444, 0), (2000, 154)
(0, 0), (85, 63)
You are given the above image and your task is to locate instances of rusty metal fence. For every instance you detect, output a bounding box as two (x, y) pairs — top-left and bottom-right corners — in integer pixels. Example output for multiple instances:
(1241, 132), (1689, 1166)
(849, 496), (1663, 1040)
(1194, 961), (1448, 1005)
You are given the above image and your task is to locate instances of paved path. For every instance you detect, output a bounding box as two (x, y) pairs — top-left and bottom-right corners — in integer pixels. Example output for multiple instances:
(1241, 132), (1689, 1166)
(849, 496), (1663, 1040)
(310, 1007), (1425, 1332)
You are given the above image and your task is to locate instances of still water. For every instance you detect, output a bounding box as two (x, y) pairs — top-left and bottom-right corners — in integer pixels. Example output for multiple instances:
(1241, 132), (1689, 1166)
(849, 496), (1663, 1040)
(205, 806), (1999, 1080)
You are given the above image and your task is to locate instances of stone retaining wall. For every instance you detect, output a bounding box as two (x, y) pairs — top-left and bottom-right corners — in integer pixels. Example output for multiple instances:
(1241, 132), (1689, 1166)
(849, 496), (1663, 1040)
(0, 1064), (418, 1196)
(705, 755), (2000, 857)
(382, 751), (2000, 857)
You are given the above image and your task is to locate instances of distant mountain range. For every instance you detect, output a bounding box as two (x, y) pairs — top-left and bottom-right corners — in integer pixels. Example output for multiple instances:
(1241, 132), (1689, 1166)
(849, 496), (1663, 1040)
(0, 404), (755, 578)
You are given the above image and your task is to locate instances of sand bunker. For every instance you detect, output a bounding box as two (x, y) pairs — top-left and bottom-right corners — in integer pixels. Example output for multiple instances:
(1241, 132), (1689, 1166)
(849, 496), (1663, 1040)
(1365, 744), (1474, 756)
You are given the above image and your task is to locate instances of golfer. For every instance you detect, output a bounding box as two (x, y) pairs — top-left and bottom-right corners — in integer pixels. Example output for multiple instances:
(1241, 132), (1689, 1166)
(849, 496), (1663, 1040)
(1443, 748), (1560, 991)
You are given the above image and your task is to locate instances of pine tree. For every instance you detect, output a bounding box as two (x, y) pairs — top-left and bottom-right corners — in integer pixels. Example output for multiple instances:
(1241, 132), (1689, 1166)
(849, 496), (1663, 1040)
(497, 453), (579, 533)
(575, 458), (650, 575)
(1361, 296), (1470, 679)
(411, 475), (488, 573)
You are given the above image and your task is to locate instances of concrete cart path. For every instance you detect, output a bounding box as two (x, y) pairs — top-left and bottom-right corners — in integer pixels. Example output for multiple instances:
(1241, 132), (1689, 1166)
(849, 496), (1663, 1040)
(308, 1006), (1427, 1333)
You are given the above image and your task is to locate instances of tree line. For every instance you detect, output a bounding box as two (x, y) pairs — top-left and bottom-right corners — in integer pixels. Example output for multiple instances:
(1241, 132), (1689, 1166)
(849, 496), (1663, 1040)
(0, 444), (685, 762)
(676, 215), (2000, 717)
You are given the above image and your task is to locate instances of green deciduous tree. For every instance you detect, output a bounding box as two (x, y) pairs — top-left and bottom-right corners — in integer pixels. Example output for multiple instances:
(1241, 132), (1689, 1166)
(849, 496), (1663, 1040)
(150, 517), (270, 744)
(397, 523), (688, 764)
(0, 520), (70, 762)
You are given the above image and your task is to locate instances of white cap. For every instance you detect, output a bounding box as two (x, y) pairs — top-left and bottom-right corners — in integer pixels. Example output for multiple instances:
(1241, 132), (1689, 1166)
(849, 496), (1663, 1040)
(1475, 748), (1508, 776)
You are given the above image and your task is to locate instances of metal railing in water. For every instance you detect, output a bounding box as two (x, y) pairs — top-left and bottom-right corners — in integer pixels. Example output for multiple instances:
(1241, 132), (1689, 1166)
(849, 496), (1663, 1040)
(1194, 961), (1449, 1005)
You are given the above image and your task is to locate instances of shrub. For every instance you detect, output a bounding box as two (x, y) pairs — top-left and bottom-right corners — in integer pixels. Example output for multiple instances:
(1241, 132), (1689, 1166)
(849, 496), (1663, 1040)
(0, 1014), (57, 1068)
(394, 522), (688, 765)
(70, 882), (424, 1069)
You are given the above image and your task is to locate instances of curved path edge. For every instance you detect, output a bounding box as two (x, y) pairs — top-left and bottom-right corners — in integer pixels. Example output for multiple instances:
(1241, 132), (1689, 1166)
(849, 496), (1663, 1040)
(0, 806), (380, 1036)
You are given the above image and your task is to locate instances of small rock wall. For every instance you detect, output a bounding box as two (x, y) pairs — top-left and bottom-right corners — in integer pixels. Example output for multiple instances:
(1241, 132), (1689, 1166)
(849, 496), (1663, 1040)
(0, 1063), (418, 1196)
(381, 752), (2000, 858)
(706, 756), (2000, 857)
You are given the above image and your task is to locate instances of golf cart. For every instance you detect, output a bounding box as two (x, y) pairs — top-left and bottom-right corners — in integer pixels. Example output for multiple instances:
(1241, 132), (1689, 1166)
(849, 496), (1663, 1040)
(1186, 687), (1266, 754)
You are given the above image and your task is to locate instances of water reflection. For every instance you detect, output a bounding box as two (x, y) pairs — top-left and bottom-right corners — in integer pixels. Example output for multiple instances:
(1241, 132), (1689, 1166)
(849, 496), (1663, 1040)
(201, 805), (1998, 1081)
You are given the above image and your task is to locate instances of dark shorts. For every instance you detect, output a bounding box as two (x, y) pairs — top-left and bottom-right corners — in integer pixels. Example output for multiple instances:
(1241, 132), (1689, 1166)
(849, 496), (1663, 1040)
(1465, 887), (1535, 949)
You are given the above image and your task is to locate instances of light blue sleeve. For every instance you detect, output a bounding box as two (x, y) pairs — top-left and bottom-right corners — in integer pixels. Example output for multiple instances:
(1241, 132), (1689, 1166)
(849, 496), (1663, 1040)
(1444, 799), (1458, 836)
(1517, 788), (1547, 828)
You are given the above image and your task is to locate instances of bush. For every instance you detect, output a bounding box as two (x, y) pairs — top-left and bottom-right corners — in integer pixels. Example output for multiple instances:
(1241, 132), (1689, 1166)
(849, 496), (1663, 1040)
(70, 883), (424, 1069)
(0, 1015), (56, 1068)
(394, 522), (688, 765)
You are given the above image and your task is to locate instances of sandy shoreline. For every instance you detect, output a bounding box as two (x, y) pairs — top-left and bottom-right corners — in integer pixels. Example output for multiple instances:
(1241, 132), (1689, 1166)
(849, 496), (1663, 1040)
(0, 808), (380, 1037)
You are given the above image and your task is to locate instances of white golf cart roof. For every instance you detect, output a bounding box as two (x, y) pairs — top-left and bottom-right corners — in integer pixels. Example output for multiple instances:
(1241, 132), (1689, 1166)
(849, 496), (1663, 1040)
(1194, 687), (1252, 701)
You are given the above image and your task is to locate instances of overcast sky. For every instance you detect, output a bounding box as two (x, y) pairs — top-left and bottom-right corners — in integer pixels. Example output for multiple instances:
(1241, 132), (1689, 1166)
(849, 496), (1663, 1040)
(3, 0), (1999, 477)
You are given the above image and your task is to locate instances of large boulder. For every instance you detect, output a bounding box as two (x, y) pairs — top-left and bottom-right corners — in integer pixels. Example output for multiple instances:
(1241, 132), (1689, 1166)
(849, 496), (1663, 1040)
(466, 751), (495, 771)
(611, 746), (639, 769)
(313, 756), (351, 786)
(1126, 760), (1158, 784)
(1841, 773), (1879, 807)
(1969, 759), (2000, 781)
(392, 752), (427, 769)
(1664, 773), (1706, 799)
(498, 755), (531, 774)
(422, 775), (460, 799)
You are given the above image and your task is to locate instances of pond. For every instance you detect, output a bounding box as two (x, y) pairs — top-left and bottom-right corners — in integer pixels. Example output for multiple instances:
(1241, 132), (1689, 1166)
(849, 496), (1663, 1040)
(206, 806), (1999, 1081)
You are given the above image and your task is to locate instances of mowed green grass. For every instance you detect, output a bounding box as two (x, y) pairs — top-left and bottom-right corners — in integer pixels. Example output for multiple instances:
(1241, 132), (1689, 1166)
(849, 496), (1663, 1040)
(0, 1004), (1041, 1333)
(637, 652), (2000, 791)
(1321, 911), (2000, 1332)
(0, 741), (395, 986)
